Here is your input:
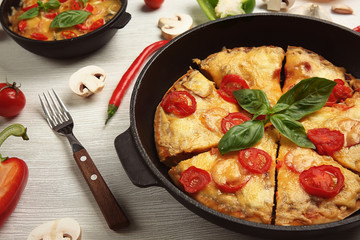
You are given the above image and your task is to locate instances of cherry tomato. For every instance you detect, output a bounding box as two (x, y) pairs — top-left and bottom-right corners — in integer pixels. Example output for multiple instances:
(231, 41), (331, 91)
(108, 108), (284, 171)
(307, 128), (344, 156)
(179, 166), (211, 193)
(30, 32), (48, 41)
(61, 31), (78, 39)
(0, 82), (26, 117)
(211, 159), (251, 193)
(144, 0), (164, 9)
(326, 79), (352, 106)
(238, 148), (272, 174)
(18, 20), (27, 32)
(90, 19), (104, 31)
(218, 74), (249, 103)
(221, 112), (251, 133)
(299, 165), (344, 198)
(161, 91), (196, 117)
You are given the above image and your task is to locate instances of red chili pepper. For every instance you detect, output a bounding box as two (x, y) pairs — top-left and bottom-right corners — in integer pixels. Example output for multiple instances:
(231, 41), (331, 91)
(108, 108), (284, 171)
(105, 40), (169, 124)
(61, 30), (78, 39)
(59, 0), (68, 2)
(0, 124), (29, 227)
(18, 20), (27, 32)
(89, 18), (104, 31)
(75, 24), (89, 31)
(45, 12), (59, 19)
(70, 0), (81, 10)
(353, 26), (360, 32)
(84, 3), (94, 13)
(30, 32), (48, 41)
(21, 3), (38, 12)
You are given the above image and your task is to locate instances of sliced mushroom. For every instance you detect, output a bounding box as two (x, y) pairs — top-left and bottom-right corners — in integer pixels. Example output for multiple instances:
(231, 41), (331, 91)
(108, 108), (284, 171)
(27, 218), (81, 240)
(69, 65), (106, 97)
(158, 14), (193, 40)
(289, 3), (332, 21)
(263, 0), (295, 12)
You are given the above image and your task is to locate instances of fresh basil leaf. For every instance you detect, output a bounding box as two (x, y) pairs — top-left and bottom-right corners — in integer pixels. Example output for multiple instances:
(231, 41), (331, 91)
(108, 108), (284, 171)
(218, 120), (264, 155)
(50, 10), (91, 28)
(18, 7), (40, 20)
(273, 77), (336, 120)
(270, 114), (315, 149)
(233, 89), (271, 119)
(44, 0), (61, 11)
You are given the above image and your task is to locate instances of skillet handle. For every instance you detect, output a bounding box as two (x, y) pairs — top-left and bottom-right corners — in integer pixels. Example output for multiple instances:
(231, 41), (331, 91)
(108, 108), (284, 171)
(110, 12), (131, 29)
(114, 128), (159, 187)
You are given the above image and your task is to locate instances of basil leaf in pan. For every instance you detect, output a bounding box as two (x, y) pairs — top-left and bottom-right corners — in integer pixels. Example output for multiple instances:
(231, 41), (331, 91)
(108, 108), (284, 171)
(270, 114), (315, 149)
(273, 77), (337, 120)
(218, 120), (264, 155)
(18, 7), (40, 20)
(50, 10), (91, 29)
(233, 89), (271, 120)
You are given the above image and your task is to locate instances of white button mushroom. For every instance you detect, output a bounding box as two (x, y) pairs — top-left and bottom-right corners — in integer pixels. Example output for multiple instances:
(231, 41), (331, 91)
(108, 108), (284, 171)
(27, 218), (81, 240)
(69, 65), (106, 97)
(289, 3), (332, 21)
(263, 0), (295, 12)
(158, 14), (193, 40)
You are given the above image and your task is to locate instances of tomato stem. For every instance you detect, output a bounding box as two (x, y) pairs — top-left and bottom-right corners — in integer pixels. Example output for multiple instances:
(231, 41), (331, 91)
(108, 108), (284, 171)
(0, 124), (29, 162)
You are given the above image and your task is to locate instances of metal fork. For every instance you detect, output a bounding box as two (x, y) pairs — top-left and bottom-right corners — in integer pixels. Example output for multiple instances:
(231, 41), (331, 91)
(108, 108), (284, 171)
(39, 89), (129, 230)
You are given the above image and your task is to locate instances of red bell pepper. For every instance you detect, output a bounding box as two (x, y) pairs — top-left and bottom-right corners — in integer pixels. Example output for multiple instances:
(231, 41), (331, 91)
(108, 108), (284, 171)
(0, 124), (29, 227)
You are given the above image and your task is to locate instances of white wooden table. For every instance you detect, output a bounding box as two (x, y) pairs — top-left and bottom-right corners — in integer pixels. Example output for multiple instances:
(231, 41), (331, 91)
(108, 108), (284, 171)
(0, 0), (359, 239)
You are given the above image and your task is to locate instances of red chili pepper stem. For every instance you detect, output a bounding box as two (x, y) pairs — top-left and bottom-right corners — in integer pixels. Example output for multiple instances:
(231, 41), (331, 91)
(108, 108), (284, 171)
(105, 40), (169, 124)
(0, 124), (29, 162)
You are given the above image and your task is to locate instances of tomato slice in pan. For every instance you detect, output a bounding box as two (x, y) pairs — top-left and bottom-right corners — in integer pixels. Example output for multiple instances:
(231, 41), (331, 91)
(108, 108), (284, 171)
(307, 128), (344, 156)
(326, 79), (353, 106)
(299, 165), (344, 198)
(211, 159), (251, 193)
(238, 148), (272, 174)
(179, 166), (211, 193)
(221, 112), (251, 133)
(218, 74), (249, 103)
(161, 91), (196, 117)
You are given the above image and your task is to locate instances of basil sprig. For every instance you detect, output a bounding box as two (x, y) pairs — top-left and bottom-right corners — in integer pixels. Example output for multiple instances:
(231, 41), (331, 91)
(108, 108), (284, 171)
(18, 0), (61, 20)
(218, 77), (337, 155)
(50, 10), (91, 28)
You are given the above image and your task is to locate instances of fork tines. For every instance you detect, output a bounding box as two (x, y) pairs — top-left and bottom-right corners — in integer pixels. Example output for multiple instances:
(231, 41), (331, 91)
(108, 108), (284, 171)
(39, 89), (71, 128)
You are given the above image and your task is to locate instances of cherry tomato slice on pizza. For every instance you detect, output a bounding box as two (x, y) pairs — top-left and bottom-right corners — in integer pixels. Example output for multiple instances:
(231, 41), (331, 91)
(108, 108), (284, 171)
(179, 166), (211, 193)
(221, 112), (251, 133)
(161, 91), (196, 117)
(326, 79), (352, 106)
(299, 165), (344, 198)
(238, 148), (272, 174)
(307, 128), (344, 156)
(218, 74), (249, 103)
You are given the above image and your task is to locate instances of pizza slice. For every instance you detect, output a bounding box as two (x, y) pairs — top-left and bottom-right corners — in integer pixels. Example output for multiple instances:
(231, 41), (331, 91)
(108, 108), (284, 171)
(275, 138), (360, 225)
(283, 46), (350, 93)
(299, 92), (360, 173)
(194, 46), (285, 106)
(154, 69), (241, 166)
(169, 127), (279, 224)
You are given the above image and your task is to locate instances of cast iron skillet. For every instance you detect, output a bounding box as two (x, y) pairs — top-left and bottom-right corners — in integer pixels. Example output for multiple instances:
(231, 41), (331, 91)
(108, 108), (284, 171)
(0, 0), (130, 58)
(114, 13), (360, 238)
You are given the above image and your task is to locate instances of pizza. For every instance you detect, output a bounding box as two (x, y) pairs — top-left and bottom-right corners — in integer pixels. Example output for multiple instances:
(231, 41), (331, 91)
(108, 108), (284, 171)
(153, 45), (360, 226)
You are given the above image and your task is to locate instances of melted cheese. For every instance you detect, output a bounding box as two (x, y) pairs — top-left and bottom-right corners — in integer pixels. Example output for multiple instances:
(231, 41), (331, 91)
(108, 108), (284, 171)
(195, 46), (285, 106)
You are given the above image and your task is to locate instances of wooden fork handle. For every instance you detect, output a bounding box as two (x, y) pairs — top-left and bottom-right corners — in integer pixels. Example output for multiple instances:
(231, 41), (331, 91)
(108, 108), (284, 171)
(73, 148), (129, 230)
